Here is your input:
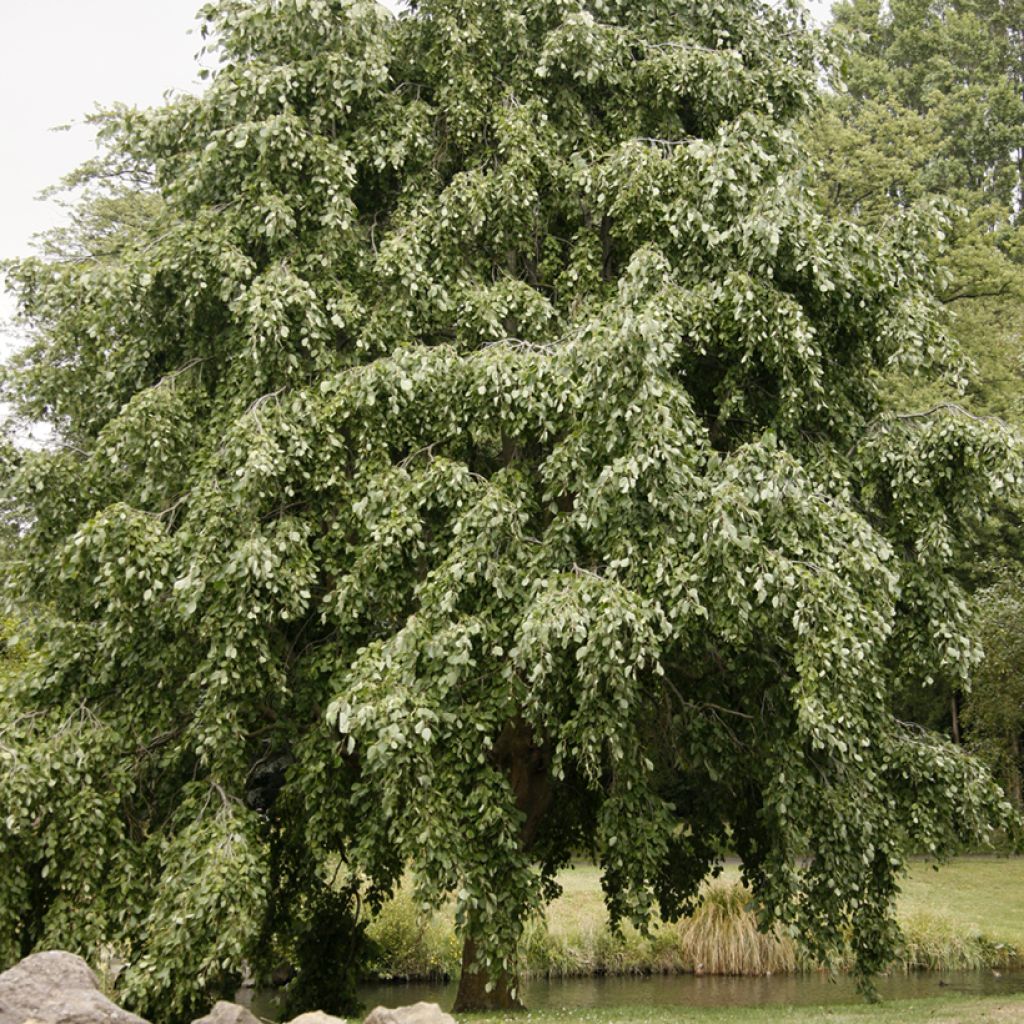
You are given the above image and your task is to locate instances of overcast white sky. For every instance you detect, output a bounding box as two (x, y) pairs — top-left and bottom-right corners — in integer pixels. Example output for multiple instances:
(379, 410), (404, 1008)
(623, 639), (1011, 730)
(0, 0), (831, 366)
(0, 0), (205, 360)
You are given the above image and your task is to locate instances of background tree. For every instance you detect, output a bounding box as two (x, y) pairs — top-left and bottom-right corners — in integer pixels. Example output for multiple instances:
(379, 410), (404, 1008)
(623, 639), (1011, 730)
(814, 0), (1024, 412)
(810, 0), (1024, 747)
(967, 572), (1024, 808)
(0, 0), (1019, 1018)
(817, 0), (1024, 262)
(812, 0), (1024, 404)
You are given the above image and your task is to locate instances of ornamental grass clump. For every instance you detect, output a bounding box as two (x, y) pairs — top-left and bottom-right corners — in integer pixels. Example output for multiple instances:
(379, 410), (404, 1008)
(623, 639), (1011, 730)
(674, 885), (796, 977)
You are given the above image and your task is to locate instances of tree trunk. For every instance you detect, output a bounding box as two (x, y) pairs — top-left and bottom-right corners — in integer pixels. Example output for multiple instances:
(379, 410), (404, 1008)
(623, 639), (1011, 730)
(1009, 729), (1023, 810)
(452, 720), (551, 1013)
(452, 935), (523, 1013)
(950, 692), (961, 745)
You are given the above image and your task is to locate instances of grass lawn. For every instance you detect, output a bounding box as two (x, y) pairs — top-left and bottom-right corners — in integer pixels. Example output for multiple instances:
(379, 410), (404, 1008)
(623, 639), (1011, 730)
(456, 994), (1024, 1024)
(898, 858), (1024, 949)
(544, 857), (1024, 945)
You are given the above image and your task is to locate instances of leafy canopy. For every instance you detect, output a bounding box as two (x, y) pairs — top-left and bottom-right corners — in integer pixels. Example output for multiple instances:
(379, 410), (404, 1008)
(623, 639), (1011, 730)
(809, 0), (1024, 756)
(967, 571), (1024, 808)
(1, 0), (1019, 1016)
(811, 0), (1024, 415)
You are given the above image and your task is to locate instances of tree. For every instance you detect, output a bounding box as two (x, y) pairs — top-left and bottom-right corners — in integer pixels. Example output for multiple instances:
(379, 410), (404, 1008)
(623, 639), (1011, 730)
(0, 0), (1019, 1017)
(811, 0), (1024, 390)
(819, 0), (1024, 227)
(966, 573), (1024, 809)
(814, 0), (1024, 368)
(808, 0), (1024, 748)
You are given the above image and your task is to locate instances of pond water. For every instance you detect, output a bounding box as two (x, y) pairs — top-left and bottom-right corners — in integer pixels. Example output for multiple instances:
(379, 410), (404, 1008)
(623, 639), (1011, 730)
(245, 969), (1024, 1018)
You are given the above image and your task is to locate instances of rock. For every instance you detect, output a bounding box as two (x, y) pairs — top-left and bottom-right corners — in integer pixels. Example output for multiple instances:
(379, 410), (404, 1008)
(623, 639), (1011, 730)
(0, 951), (148, 1024)
(286, 1013), (347, 1024)
(362, 1004), (455, 1024)
(190, 1003), (261, 1024)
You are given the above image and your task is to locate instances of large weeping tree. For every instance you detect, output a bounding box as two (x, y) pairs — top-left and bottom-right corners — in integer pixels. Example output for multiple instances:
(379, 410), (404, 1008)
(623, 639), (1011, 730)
(1, 0), (1020, 1016)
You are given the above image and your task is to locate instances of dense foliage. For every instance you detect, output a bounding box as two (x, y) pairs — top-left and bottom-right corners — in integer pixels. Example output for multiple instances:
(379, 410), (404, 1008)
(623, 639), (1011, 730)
(1, 0), (1020, 1017)
(811, 0), (1024, 773)
(815, 0), (1024, 301)
(0, 618), (25, 682)
(966, 574), (1024, 809)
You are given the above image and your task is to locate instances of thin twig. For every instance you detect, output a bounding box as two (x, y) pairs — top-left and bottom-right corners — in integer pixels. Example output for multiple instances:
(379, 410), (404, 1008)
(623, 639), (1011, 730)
(634, 136), (696, 149)
(157, 357), (210, 387)
(245, 387), (287, 417)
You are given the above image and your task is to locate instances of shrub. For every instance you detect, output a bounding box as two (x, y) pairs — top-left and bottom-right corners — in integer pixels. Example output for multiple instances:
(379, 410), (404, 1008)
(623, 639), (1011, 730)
(365, 890), (460, 981)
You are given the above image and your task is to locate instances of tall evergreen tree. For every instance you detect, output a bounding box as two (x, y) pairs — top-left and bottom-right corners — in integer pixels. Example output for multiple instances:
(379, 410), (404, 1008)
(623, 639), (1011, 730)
(1, 0), (1018, 1017)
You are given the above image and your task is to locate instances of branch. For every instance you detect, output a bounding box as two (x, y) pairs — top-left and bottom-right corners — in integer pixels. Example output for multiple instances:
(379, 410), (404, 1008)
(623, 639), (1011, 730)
(571, 562), (605, 580)
(134, 727), (183, 758)
(662, 676), (753, 752)
(157, 492), (191, 521)
(54, 441), (91, 458)
(482, 337), (555, 353)
(850, 403), (1014, 457)
(895, 717), (931, 737)
(210, 780), (243, 812)
(646, 40), (722, 56)
(398, 439), (450, 468)
(941, 285), (1012, 304)
(157, 357), (210, 387)
(634, 136), (695, 149)
(889, 403), (1012, 430)
(245, 387), (287, 417)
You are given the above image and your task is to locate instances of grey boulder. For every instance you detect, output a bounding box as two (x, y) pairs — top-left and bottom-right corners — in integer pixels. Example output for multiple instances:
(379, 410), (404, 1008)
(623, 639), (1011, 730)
(0, 951), (147, 1024)
(362, 1004), (455, 1024)
(285, 1014), (347, 1024)
(190, 1003), (261, 1024)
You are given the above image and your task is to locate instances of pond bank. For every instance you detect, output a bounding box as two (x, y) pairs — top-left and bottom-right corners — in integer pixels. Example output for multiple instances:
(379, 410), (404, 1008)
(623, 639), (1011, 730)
(413, 993), (1024, 1024)
(365, 874), (1022, 983)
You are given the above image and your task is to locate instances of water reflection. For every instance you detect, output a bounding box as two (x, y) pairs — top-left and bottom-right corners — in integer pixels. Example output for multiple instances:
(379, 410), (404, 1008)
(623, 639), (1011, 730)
(246, 969), (1024, 1019)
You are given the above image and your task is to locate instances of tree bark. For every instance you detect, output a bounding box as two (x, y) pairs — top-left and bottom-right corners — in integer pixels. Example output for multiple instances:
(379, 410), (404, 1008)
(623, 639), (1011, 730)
(950, 692), (961, 745)
(1009, 729), (1022, 810)
(451, 720), (551, 1013)
(452, 935), (523, 1013)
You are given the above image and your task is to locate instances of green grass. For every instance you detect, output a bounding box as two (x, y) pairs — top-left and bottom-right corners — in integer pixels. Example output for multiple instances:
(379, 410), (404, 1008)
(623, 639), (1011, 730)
(455, 993), (1024, 1024)
(365, 857), (1024, 981)
(545, 859), (1024, 949)
(899, 858), (1024, 951)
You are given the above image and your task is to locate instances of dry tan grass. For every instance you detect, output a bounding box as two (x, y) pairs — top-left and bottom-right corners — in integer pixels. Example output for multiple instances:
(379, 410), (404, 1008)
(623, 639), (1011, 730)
(673, 885), (796, 976)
